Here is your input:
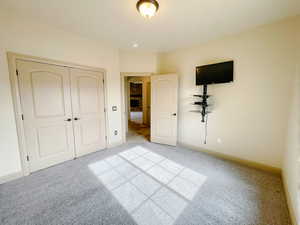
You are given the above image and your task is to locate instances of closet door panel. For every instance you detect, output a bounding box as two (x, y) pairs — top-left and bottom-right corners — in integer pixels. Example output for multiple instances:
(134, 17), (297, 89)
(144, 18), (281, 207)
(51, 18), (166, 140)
(17, 60), (75, 172)
(70, 68), (106, 157)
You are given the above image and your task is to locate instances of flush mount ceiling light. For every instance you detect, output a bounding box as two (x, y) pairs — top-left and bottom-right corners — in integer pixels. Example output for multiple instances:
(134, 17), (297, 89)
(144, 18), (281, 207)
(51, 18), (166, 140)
(136, 0), (159, 18)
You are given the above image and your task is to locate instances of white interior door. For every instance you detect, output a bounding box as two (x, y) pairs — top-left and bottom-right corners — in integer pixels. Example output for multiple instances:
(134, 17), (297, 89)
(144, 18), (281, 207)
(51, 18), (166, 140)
(70, 68), (106, 157)
(17, 60), (75, 172)
(151, 74), (178, 146)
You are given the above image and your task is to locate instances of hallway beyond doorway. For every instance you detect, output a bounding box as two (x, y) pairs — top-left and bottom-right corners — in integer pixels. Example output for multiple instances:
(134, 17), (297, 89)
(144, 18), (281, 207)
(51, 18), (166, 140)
(123, 74), (151, 143)
(127, 120), (150, 143)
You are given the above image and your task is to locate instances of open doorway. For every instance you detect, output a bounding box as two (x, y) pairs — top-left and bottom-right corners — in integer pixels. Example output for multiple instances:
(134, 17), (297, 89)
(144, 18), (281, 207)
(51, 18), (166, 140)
(121, 74), (151, 143)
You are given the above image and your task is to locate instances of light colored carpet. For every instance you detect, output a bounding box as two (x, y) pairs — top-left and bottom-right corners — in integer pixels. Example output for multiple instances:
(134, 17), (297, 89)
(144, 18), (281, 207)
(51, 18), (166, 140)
(0, 142), (291, 225)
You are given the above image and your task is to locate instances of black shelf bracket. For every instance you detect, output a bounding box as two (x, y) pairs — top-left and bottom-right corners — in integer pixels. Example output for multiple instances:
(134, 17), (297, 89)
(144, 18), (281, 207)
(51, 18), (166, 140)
(194, 84), (210, 122)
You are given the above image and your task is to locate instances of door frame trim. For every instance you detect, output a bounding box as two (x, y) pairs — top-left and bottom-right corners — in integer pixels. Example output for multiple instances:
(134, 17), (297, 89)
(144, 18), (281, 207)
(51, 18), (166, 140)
(120, 72), (152, 144)
(7, 52), (109, 177)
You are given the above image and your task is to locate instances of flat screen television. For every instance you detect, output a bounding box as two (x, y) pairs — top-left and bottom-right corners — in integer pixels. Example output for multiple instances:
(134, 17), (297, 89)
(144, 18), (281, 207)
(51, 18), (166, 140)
(196, 61), (234, 85)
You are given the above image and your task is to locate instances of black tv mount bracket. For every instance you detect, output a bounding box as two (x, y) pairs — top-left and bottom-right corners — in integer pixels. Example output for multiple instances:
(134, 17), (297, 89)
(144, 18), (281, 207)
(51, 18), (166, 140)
(194, 84), (210, 122)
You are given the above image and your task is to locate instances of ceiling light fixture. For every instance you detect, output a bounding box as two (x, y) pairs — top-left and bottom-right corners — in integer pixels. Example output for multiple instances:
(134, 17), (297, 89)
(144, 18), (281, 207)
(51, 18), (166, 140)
(136, 0), (159, 18)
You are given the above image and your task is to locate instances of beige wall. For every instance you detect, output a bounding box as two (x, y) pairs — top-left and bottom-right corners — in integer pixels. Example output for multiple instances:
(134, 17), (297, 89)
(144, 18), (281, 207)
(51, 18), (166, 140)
(119, 50), (157, 73)
(1, 8), (299, 221)
(283, 70), (300, 224)
(158, 17), (299, 169)
(282, 17), (300, 224)
(0, 11), (122, 178)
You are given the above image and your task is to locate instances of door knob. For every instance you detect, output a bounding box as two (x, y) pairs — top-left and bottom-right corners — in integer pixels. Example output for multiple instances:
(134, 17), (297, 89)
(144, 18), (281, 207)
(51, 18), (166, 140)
(65, 118), (72, 122)
(172, 113), (177, 116)
(74, 117), (80, 121)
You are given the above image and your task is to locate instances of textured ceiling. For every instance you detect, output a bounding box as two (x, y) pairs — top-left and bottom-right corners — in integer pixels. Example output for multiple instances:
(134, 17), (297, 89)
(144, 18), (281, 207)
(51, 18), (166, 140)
(1, 0), (299, 52)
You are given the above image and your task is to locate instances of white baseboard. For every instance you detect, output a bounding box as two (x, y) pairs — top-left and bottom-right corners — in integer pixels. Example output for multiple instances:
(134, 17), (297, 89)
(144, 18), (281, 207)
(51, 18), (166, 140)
(107, 141), (123, 148)
(0, 171), (23, 185)
(0, 142), (123, 185)
(178, 142), (281, 175)
(180, 142), (297, 223)
(282, 172), (298, 225)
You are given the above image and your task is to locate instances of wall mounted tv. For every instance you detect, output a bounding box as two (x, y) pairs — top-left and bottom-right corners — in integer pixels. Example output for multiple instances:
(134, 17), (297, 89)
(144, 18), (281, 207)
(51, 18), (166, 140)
(196, 61), (234, 85)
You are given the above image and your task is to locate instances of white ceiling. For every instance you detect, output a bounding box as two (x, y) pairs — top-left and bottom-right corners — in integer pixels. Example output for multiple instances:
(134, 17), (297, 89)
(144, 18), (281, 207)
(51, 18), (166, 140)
(1, 0), (300, 52)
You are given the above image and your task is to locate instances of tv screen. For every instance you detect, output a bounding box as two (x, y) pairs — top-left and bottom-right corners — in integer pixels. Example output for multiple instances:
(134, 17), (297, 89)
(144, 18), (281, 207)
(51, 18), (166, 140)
(196, 61), (234, 85)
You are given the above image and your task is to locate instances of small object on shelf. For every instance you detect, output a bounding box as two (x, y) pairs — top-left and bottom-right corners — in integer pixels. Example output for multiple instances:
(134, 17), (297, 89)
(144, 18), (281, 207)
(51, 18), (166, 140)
(193, 94), (211, 98)
(193, 102), (210, 106)
(190, 110), (211, 114)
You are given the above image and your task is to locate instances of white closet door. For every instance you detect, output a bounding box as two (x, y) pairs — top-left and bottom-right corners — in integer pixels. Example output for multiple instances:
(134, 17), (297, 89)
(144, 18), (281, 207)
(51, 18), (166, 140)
(17, 60), (75, 172)
(151, 74), (178, 146)
(70, 68), (106, 157)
